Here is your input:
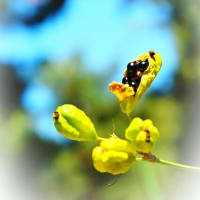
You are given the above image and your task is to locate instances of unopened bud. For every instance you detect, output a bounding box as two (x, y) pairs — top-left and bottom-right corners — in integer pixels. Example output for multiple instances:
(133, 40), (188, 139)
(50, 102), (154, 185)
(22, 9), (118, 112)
(125, 117), (159, 153)
(92, 136), (136, 175)
(53, 104), (98, 141)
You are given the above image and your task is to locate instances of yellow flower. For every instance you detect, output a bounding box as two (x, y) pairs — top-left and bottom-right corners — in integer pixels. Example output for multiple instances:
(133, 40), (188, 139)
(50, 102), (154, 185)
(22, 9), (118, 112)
(125, 117), (159, 153)
(92, 137), (136, 175)
(109, 51), (162, 116)
(53, 104), (98, 141)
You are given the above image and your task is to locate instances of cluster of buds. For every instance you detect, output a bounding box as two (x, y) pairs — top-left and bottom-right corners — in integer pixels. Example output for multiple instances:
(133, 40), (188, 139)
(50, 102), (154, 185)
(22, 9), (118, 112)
(53, 104), (160, 175)
(53, 51), (162, 175)
(53, 51), (200, 175)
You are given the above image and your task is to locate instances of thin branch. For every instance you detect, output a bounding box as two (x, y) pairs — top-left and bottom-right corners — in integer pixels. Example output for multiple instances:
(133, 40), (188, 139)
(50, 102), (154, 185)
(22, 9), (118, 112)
(136, 156), (200, 171)
(157, 159), (200, 171)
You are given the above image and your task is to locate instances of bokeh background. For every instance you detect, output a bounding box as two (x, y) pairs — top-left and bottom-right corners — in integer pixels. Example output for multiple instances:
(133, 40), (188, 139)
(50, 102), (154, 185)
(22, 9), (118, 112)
(0, 0), (200, 199)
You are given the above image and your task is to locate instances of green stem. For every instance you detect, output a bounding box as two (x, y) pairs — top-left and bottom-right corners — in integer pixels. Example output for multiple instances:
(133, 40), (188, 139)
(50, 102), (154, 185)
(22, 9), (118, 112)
(157, 159), (200, 171)
(136, 157), (200, 171)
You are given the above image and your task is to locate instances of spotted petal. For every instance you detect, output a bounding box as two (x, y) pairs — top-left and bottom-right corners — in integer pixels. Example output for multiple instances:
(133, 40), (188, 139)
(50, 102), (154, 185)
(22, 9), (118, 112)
(109, 51), (162, 116)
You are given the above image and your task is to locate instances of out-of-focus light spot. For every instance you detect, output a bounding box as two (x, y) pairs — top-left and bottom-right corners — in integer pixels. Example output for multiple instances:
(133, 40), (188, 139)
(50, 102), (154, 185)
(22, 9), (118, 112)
(0, 0), (178, 94)
(0, 0), (180, 144)
(112, 27), (178, 93)
(121, 0), (172, 25)
(34, 113), (71, 144)
(14, 63), (39, 82)
(21, 83), (57, 115)
(7, 0), (49, 17)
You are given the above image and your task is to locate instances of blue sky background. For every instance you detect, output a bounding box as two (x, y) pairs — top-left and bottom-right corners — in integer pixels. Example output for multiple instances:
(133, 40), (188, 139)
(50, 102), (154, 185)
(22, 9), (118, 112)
(1, 0), (179, 143)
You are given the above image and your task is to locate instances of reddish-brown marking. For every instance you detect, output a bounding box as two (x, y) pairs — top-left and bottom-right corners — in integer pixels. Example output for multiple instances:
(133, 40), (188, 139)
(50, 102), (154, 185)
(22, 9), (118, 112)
(136, 70), (142, 77)
(53, 112), (59, 119)
(138, 152), (158, 162)
(143, 128), (151, 143)
(149, 50), (155, 60)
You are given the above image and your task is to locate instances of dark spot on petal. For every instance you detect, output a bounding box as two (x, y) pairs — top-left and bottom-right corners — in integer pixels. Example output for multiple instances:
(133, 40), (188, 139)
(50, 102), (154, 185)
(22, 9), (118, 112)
(128, 80), (139, 93)
(135, 59), (149, 72)
(127, 62), (134, 71)
(122, 76), (128, 84)
(127, 71), (137, 78)
(149, 50), (156, 60)
(144, 128), (151, 143)
(136, 70), (142, 77)
(53, 112), (59, 119)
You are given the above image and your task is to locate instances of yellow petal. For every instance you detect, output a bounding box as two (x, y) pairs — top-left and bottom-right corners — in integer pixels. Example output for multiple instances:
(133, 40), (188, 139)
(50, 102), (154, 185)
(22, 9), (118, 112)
(109, 81), (135, 101)
(125, 117), (160, 153)
(109, 51), (162, 116)
(92, 137), (136, 175)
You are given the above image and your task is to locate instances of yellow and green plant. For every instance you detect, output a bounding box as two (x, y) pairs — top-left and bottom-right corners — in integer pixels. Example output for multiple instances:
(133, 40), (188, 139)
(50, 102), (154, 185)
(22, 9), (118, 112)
(53, 51), (200, 176)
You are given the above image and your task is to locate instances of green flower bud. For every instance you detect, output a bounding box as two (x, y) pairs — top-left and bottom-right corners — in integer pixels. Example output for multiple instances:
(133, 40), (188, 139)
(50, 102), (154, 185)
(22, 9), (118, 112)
(125, 117), (159, 153)
(53, 104), (98, 141)
(92, 137), (136, 175)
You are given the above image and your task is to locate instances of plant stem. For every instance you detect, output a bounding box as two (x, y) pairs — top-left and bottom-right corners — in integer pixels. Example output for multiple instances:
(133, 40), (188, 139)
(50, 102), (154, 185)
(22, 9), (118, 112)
(157, 159), (200, 171)
(136, 157), (200, 171)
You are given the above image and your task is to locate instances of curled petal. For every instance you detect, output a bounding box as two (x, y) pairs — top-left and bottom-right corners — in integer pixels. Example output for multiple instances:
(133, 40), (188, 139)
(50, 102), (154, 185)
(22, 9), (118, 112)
(109, 51), (162, 116)
(109, 82), (135, 102)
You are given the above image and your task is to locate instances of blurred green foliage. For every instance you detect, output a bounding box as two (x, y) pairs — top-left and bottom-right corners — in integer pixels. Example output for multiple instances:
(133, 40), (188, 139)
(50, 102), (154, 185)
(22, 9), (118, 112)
(1, 0), (200, 199)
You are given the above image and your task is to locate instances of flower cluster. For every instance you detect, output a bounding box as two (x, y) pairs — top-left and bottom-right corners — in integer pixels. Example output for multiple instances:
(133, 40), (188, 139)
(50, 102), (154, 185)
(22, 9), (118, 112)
(53, 51), (200, 175)
(53, 104), (159, 175)
(53, 51), (162, 175)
